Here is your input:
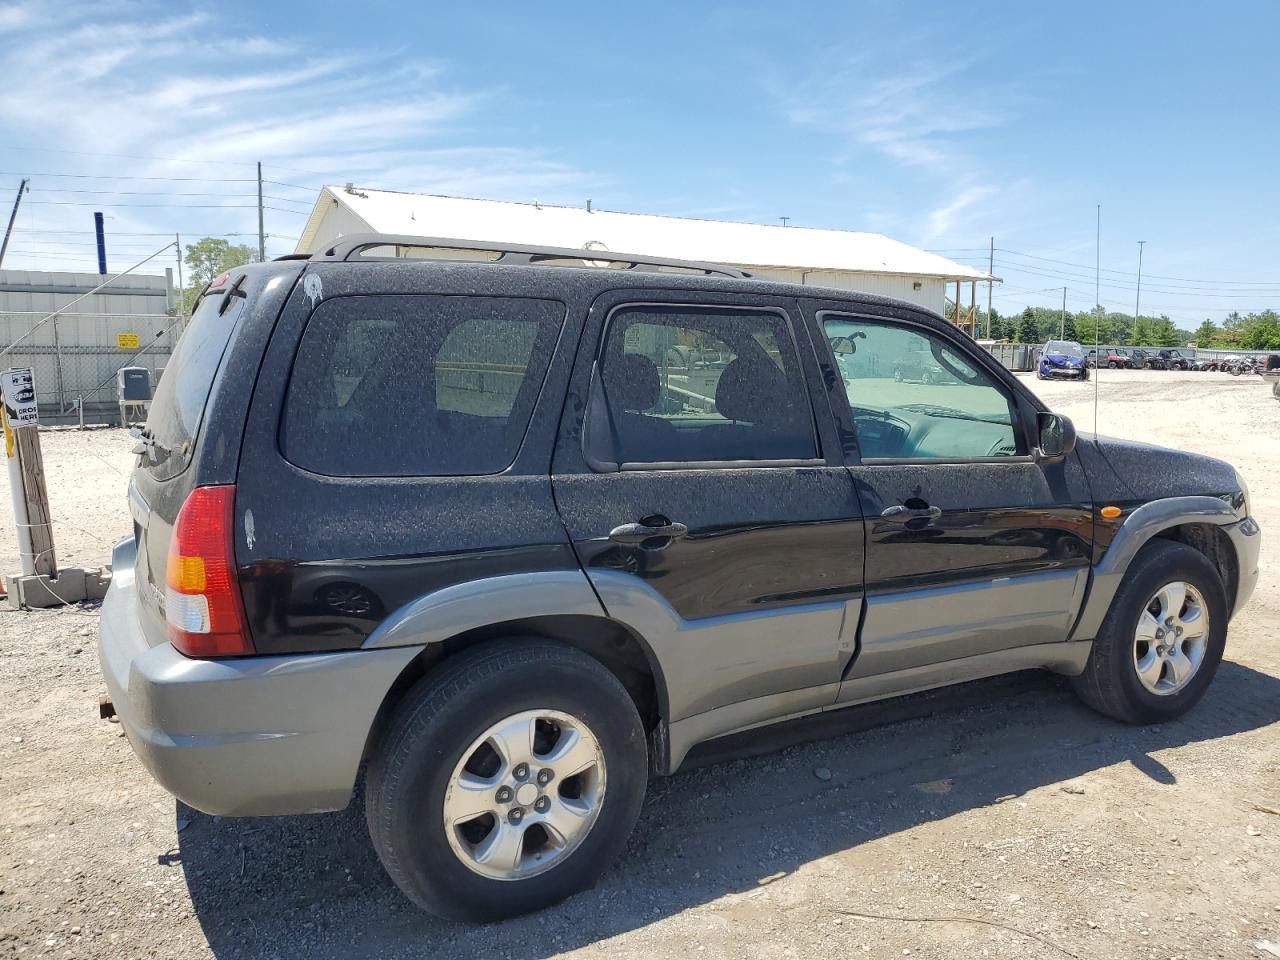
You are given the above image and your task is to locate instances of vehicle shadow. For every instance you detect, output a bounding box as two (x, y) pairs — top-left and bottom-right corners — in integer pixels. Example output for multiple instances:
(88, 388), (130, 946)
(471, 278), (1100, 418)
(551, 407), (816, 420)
(174, 659), (1280, 960)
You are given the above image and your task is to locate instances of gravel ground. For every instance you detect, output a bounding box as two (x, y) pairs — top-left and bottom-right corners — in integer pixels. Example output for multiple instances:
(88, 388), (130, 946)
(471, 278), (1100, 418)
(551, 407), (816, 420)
(1, 368), (1278, 960)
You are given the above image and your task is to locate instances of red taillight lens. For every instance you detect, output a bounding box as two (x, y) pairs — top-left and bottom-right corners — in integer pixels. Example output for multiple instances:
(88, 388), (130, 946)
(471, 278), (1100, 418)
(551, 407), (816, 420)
(165, 485), (253, 657)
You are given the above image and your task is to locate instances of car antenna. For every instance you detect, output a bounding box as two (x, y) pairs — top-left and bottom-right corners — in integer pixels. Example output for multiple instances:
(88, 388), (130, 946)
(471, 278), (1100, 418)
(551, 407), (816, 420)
(1093, 204), (1101, 445)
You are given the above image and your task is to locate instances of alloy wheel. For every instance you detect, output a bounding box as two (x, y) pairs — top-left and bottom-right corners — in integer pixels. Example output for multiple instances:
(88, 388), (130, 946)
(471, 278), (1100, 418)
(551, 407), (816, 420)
(1132, 581), (1209, 696)
(442, 709), (606, 881)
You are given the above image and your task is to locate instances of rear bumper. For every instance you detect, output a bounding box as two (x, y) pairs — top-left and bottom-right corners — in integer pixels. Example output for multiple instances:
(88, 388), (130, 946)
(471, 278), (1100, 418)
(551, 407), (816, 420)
(98, 539), (423, 816)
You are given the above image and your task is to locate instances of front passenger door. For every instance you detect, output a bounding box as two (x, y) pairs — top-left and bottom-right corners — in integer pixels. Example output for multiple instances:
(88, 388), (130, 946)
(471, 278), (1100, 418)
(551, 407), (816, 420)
(816, 309), (1093, 684)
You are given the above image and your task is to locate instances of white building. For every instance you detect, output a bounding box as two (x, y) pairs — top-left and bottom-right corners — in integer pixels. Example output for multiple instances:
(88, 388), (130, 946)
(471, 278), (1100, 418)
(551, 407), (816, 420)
(296, 188), (991, 316)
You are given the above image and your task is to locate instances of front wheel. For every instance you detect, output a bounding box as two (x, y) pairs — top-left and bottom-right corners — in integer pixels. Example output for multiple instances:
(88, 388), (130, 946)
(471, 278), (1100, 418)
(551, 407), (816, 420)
(1071, 540), (1227, 724)
(366, 640), (649, 921)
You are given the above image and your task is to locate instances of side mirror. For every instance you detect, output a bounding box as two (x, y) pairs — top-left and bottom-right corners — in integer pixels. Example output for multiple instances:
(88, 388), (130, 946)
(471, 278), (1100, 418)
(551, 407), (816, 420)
(1036, 412), (1076, 460)
(830, 337), (856, 355)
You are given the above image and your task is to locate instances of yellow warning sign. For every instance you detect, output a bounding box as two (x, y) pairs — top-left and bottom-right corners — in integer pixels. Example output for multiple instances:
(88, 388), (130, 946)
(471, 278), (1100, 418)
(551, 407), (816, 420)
(117, 332), (140, 350)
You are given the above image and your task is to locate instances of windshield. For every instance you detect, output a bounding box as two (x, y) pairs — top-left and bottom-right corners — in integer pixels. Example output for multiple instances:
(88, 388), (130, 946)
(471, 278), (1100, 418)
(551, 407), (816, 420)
(1045, 340), (1084, 357)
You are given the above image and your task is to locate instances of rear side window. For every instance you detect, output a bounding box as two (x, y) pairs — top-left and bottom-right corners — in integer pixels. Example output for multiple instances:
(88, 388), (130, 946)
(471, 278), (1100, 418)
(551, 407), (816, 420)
(281, 295), (563, 477)
(592, 304), (817, 465)
(143, 285), (244, 480)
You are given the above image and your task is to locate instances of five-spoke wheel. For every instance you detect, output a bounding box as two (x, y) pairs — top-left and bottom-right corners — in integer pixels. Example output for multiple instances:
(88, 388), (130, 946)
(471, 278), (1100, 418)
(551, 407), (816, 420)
(443, 709), (605, 880)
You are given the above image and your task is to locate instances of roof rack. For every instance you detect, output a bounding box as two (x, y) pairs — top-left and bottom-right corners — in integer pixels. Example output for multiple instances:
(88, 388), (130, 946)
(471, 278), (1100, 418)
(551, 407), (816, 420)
(306, 234), (752, 279)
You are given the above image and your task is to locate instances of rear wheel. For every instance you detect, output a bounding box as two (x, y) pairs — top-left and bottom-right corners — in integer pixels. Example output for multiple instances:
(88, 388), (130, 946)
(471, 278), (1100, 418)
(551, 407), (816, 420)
(1072, 540), (1227, 724)
(366, 640), (648, 920)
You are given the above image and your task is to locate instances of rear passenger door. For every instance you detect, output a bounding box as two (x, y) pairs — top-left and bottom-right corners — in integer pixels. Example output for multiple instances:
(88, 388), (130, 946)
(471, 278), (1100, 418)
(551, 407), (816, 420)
(233, 265), (581, 654)
(551, 289), (865, 727)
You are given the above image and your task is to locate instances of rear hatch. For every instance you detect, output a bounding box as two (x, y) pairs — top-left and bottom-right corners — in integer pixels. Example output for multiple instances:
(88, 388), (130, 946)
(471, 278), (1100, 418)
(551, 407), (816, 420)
(128, 265), (298, 648)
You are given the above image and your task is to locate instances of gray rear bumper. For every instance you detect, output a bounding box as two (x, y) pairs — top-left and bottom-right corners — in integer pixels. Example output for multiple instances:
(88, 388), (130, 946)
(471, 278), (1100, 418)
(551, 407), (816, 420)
(98, 539), (422, 816)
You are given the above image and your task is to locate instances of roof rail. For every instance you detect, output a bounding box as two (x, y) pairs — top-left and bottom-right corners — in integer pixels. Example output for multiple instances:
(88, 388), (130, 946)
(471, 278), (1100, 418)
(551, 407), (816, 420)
(309, 234), (752, 279)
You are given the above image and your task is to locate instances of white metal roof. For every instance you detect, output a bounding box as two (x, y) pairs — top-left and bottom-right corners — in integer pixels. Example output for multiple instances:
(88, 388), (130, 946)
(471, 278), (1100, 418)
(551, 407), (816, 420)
(296, 188), (991, 281)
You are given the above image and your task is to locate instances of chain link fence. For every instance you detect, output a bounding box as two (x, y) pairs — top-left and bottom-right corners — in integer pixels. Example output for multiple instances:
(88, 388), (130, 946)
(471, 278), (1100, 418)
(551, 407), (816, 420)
(0, 312), (176, 425)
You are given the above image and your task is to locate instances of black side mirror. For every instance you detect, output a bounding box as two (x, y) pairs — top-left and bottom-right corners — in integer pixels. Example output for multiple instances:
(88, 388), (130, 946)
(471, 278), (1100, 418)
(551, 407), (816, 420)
(1036, 412), (1077, 460)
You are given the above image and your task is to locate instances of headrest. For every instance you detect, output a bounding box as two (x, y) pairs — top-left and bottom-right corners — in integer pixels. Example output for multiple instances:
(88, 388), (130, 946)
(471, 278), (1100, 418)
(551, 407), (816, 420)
(715, 356), (787, 424)
(608, 354), (661, 412)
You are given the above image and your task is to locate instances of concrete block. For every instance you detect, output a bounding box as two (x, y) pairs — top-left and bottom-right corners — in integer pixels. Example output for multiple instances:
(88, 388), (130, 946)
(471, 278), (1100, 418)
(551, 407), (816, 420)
(8, 568), (89, 608)
(84, 567), (112, 601)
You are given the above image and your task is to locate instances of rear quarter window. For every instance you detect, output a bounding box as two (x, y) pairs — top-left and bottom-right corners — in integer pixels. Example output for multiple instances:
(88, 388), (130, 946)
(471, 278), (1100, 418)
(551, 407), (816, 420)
(281, 295), (564, 477)
(143, 286), (245, 480)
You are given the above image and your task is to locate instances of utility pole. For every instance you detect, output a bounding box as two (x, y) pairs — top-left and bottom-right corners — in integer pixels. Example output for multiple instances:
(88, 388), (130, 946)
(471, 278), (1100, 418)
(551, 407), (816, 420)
(780, 217), (790, 227)
(986, 236), (994, 335)
(1061, 286), (1067, 338)
(1134, 240), (1146, 328)
(1095, 204), (1101, 312)
(256, 161), (266, 261)
(0, 178), (29, 269)
(174, 233), (186, 338)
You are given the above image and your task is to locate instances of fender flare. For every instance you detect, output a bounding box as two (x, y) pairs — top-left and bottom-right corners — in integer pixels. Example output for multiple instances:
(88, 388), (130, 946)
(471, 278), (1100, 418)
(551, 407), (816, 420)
(1070, 495), (1239, 640)
(362, 569), (609, 650)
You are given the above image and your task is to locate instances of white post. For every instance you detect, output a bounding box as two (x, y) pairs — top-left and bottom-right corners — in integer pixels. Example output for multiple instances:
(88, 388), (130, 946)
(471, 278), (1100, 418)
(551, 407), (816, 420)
(2, 408), (34, 577)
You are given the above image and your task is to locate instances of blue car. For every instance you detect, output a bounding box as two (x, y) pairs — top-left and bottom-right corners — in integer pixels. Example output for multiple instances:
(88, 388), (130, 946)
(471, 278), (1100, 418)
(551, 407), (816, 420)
(1037, 340), (1090, 380)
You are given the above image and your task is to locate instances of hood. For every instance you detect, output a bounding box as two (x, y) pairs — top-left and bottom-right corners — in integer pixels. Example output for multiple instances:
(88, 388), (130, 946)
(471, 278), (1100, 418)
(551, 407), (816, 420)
(1044, 351), (1084, 366)
(1079, 434), (1241, 504)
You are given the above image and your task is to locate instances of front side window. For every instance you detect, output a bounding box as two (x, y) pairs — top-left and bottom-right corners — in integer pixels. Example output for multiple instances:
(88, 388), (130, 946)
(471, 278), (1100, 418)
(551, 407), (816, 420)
(282, 295), (563, 476)
(824, 316), (1021, 460)
(594, 304), (817, 465)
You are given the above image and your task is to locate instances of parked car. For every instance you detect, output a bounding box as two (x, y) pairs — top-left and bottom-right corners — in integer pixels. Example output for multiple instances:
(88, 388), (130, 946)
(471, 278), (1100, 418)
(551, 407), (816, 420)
(1036, 339), (1090, 380)
(1155, 349), (1192, 370)
(98, 235), (1261, 922)
(893, 347), (956, 384)
(1130, 348), (1163, 369)
(1103, 349), (1134, 369)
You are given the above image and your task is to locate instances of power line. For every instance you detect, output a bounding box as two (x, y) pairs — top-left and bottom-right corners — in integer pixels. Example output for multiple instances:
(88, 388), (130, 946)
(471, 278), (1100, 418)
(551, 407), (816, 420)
(998, 247), (1280, 287)
(992, 260), (1280, 298)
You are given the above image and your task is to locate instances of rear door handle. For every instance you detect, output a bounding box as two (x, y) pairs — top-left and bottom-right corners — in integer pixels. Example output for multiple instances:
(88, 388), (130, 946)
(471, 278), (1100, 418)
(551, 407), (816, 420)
(608, 520), (689, 544)
(880, 504), (942, 522)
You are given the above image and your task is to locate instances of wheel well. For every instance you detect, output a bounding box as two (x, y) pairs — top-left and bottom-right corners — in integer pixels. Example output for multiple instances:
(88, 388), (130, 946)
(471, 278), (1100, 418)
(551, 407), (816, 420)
(1154, 522), (1238, 607)
(361, 615), (664, 766)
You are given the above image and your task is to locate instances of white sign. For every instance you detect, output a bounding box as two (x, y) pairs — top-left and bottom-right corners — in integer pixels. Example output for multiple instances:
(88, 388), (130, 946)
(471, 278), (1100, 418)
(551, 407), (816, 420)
(1, 368), (38, 428)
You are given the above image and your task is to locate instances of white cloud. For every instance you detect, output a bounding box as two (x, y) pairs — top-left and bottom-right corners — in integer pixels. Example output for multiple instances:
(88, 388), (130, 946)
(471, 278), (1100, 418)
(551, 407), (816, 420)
(923, 186), (996, 243)
(772, 46), (1022, 246)
(0, 4), (602, 268)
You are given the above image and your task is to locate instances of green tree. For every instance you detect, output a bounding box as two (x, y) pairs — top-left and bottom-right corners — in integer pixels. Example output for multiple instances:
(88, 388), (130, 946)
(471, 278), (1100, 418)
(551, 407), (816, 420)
(1131, 316), (1154, 346)
(1240, 309), (1280, 349)
(1015, 307), (1039, 344)
(1192, 320), (1218, 347)
(1152, 315), (1180, 347)
(1060, 311), (1079, 341)
(182, 237), (258, 312)
(1076, 307), (1113, 346)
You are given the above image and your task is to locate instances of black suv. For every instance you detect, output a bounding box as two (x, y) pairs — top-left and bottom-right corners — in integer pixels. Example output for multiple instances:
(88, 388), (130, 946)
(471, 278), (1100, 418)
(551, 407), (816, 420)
(99, 236), (1260, 921)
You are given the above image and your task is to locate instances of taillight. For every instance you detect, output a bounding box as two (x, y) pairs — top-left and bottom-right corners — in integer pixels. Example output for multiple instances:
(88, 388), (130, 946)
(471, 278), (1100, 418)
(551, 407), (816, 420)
(165, 485), (253, 657)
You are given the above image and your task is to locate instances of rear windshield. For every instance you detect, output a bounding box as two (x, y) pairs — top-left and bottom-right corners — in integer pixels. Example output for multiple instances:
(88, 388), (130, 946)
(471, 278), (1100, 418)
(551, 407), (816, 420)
(142, 284), (244, 480)
(280, 295), (564, 477)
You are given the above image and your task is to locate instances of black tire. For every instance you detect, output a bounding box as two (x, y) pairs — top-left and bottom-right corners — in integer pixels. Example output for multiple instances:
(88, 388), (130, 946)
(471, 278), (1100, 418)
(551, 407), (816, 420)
(365, 639), (648, 921)
(1108, 360), (1118, 368)
(1071, 540), (1228, 724)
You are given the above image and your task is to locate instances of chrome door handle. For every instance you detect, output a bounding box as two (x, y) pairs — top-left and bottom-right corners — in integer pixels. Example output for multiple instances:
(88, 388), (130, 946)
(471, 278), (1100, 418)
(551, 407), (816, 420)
(880, 504), (942, 522)
(608, 520), (689, 544)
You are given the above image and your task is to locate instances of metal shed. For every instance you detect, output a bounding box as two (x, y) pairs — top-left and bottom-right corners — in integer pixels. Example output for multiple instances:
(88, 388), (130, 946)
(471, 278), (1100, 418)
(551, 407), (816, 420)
(0, 269), (176, 422)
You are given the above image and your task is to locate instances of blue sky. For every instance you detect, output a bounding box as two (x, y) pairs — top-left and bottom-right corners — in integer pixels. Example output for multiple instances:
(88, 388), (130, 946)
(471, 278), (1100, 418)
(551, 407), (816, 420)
(1, 0), (1278, 324)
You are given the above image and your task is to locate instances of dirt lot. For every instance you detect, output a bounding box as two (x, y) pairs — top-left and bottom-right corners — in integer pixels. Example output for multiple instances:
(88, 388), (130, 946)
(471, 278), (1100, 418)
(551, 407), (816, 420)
(1, 368), (1278, 960)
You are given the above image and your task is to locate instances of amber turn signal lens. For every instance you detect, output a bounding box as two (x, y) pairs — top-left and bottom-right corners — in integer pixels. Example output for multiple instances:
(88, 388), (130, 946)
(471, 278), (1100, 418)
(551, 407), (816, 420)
(1100, 506), (1122, 519)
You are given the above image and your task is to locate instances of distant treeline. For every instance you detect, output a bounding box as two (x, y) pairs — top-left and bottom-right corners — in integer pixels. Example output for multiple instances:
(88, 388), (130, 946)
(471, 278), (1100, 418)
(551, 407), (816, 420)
(948, 304), (1280, 350)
